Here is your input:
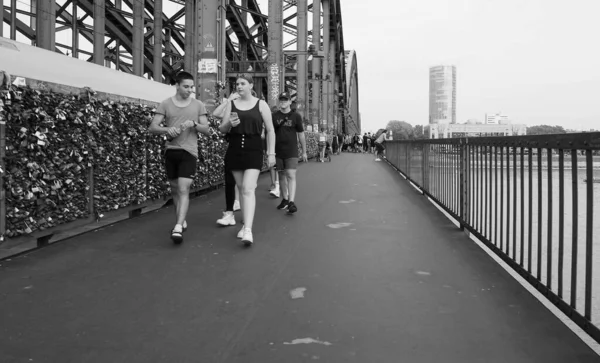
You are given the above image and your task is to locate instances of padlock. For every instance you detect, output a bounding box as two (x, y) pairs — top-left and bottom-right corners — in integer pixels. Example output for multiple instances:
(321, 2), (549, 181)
(3, 91), (11, 106)
(10, 90), (21, 102)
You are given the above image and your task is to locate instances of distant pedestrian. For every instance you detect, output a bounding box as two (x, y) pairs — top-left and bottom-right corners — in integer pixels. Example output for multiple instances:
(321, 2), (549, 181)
(373, 128), (388, 161)
(318, 127), (328, 162)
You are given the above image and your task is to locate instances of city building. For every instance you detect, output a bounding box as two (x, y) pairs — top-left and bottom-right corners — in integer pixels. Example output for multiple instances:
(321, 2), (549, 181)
(429, 65), (457, 125)
(485, 112), (510, 124)
(429, 122), (526, 138)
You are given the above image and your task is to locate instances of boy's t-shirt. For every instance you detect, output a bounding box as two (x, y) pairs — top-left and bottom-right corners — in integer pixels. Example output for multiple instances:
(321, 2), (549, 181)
(272, 110), (304, 159)
(156, 97), (207, 159)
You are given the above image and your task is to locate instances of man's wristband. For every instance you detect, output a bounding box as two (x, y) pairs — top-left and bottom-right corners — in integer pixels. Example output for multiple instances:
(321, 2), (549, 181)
(267, 153), (276, 156)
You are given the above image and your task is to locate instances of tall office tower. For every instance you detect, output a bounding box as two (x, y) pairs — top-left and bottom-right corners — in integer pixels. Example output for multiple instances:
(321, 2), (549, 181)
(429, 65), (457, 124)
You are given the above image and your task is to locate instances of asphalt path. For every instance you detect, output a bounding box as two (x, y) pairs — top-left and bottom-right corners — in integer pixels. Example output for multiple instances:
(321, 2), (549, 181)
(1, 153), (598, 362)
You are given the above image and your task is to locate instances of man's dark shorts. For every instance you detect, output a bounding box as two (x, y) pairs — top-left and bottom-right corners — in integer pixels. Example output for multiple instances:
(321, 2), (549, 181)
(165, 149), (197, 180)
(276, 157), (299, 170)
(375, 142), (385, 154)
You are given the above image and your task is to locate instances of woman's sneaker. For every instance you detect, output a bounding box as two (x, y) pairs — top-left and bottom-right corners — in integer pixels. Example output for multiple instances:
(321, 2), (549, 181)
(269, 186), (280, 198)
(171, 224), (183, 244)
(241, 228), (253, 246)
(237, 225), (245, 238)
(287, 202), (298, 214)
(277, 199), (289, 210)
(217, 211), (236, 226)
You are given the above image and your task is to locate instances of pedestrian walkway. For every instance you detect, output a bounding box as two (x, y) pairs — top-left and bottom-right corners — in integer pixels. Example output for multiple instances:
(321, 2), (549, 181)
(1, 153), (599, 362)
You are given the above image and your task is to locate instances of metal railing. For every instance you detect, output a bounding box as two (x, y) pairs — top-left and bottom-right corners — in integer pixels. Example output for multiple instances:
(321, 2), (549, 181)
(385, 133), (600, 341)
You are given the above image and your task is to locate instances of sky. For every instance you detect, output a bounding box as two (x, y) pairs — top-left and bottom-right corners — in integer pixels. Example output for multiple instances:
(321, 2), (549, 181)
(337, 0), (600, 132)
(4, 0), (599, 133)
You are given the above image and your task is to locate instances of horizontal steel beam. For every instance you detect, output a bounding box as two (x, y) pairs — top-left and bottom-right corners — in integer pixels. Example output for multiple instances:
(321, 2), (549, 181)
(229, 3), (267, 20)
(2, 8), (35, 40)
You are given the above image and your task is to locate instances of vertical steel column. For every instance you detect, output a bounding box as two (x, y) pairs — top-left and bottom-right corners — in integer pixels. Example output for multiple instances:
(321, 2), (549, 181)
(328, 39), (335, 131)
(10, 0), (17, 40)
(36, 0), (53, 50)
(310, 0), (321, 128)
(218, 0), (227, 83)
(296, 0), (308, 121)
(30, 1), (37, 32)
(184, 0), (196, 74)
(114, 0), (121, 69)
(49, 2), (55, 50)
(132, 0), (145, 76)
(239, 0), (249, 61)
(197, 0), (219, 113)
(321, 0), (330, 130)
(267, 0), (284, 107)
(72, 0), (79, 58)
(153, 0), (163, 82)
(93, 0), (105, 65)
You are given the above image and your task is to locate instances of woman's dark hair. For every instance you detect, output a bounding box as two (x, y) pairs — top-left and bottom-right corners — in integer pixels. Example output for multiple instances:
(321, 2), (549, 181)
(237, 73), (254, 84)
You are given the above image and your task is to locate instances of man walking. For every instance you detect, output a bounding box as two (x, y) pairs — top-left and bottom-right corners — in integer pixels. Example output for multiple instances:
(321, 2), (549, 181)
(272, 92), (307, 213)
(148, 71), (210, 244)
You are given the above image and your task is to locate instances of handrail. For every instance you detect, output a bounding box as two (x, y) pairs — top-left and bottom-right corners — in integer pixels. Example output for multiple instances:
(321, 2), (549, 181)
(385, 133), (600, 342)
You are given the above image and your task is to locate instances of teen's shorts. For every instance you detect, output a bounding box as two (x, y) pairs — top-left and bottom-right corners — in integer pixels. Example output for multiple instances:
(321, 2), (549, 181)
(165, 149), (197, 180)
(276, 157), (299, 170)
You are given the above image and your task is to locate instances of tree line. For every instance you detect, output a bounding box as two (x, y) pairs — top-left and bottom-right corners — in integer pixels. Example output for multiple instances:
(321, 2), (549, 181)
(383, 121), (596, 140)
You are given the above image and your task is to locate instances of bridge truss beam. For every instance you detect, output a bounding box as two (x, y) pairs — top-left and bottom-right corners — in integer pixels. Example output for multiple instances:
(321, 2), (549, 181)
(1, 0), (358, 133)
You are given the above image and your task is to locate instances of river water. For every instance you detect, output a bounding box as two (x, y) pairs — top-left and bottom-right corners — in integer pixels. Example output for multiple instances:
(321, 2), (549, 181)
(424, 157), (600, 322)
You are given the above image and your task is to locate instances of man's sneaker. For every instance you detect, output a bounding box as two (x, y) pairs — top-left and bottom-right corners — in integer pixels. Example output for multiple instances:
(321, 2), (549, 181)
(217, 211), (236, 226)
(241, 228), (253, 246)
(269, 187), (280, 198)
(287, 201), (298, 214)
(375, 158), (381, 161)
(233, 200), (241, 211)
(171, 224), (183, 244)
(237, 225), (245, 238)
(277, 199), (289, 210)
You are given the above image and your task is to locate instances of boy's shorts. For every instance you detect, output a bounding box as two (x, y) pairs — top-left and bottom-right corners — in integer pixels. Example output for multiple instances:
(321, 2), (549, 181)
(276, 157), (299, 170)
(165, 149), (197, 180)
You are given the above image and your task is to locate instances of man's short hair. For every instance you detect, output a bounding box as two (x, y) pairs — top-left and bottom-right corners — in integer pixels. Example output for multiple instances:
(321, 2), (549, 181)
(175, 71), (194, 84)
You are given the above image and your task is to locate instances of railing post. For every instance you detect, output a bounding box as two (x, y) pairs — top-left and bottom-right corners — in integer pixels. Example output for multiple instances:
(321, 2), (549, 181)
(423, 143), (429, 193)
(406, 142), (411, 179)
(459, 140), (468, 230)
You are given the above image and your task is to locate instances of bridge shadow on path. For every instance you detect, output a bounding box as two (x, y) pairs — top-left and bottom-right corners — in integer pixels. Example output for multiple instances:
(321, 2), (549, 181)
(1, 153), (599, 362)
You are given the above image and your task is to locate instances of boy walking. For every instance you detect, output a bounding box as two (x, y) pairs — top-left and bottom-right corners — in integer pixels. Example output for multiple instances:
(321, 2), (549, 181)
(148, 71), (210, 243)
(272, 92), (307, 213)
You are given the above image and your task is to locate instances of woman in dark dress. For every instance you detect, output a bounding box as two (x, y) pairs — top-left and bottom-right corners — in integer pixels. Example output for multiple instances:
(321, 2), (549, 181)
(219, 74), (276, 246)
